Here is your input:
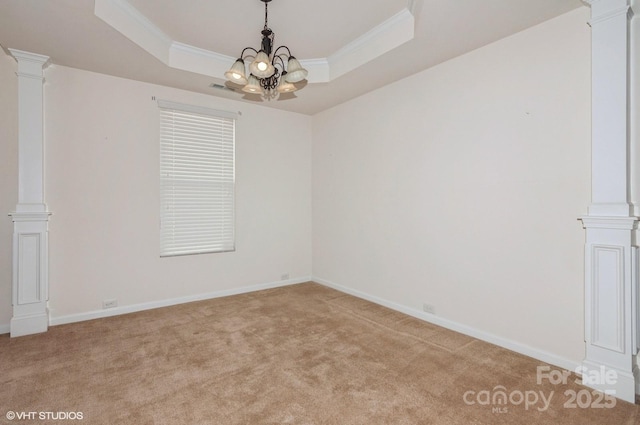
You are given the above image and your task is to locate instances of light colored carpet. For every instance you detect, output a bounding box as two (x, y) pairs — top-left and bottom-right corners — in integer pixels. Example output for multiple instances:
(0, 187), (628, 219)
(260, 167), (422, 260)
(1, 282), (638, 424)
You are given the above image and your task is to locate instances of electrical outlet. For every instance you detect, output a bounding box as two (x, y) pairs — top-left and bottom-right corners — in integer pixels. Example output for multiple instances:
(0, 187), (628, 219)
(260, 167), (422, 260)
(103, 299), (118, 309)
(281, 273), (290, 281)
(423, 303), (436, 314)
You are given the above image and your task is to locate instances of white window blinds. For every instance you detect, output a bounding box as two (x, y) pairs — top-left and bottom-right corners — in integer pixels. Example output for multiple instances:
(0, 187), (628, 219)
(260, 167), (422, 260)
(158, 100), (237, 257)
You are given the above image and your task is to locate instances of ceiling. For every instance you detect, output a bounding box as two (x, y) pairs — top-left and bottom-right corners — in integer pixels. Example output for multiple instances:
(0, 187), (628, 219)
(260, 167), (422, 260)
(0, 0), (585, 115)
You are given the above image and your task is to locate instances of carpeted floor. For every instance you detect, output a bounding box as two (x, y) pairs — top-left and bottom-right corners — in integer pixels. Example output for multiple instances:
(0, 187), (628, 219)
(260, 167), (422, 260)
(1, 282), (639, 424)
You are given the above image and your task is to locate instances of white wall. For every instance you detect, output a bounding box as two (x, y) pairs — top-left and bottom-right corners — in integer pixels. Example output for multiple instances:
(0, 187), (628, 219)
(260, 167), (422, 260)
(312, 8), (591, 364)
(38, 65), (312, 321)
(0, 52), (18, 330)
(0, 8), (595, 371)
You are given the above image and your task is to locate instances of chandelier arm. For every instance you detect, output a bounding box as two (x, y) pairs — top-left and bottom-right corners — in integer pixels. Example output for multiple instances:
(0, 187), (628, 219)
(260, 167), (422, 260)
(240, 47), (259, 59)
(272, 54), (286, 70)
(272, 45), (292, 59)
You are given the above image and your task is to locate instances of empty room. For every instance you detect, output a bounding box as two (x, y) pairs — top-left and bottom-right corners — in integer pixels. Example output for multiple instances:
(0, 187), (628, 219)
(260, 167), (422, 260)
(1, 0), (640, 423)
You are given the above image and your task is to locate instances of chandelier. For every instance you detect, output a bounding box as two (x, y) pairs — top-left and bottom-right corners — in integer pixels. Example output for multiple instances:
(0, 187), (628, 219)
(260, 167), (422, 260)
(224, 0), (308, 99)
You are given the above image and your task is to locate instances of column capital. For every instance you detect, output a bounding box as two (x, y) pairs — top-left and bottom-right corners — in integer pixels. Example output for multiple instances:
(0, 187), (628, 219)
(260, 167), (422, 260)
(582, 0), (633, 25)
(7, 49), (50, 66)
(582, 0), (629, 7)
(8, 49), (50, 80)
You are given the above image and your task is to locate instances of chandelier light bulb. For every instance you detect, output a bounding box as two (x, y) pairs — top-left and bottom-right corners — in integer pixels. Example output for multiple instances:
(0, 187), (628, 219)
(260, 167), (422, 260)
(250, 51), (275, 78)
(224, 59), (248, 85)
(242, 74), (262, 94)
(277, 71), (297, 93)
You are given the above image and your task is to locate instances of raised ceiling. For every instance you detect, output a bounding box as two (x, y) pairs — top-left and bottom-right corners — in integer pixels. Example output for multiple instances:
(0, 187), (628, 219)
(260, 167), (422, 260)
(0, 0), (584, 115)
(126, 0), (409, 59)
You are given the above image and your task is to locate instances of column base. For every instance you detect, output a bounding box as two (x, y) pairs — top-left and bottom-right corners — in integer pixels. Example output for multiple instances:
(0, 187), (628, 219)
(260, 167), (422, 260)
(10, 210), (51, 338)
(10, 310), (48, 337)
(580, 360), (638, 403)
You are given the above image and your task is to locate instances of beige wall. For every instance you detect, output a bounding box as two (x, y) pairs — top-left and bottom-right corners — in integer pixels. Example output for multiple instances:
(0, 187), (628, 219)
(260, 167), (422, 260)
(39, 65), (312, 320)
(0, 52), (18, 329)
(312, 8), (591, 364)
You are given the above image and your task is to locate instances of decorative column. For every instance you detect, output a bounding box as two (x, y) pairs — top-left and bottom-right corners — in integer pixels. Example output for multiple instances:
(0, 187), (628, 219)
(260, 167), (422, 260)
(8, 49), (51, 337)
(580, 0), (638, 403)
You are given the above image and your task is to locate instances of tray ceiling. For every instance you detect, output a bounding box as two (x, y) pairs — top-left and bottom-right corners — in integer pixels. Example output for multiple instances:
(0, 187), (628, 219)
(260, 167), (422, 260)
(0, 0), (584, 115)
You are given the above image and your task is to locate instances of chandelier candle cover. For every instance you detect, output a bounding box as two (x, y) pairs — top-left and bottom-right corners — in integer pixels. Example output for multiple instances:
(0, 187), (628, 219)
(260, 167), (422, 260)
(224, 0), (308, 99)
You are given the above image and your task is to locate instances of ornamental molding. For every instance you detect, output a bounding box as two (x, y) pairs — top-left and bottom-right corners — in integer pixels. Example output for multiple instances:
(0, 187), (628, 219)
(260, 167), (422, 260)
(580, 216), (638, 230)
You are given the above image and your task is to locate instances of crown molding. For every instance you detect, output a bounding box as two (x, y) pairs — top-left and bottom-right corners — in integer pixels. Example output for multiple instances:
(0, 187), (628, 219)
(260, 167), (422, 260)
(94, 0), (416, 86)
(168, 41), (235, 78)
(298, 58), (330, 83)
(327, 8), (415, 81)
(94, 0), (172, 63)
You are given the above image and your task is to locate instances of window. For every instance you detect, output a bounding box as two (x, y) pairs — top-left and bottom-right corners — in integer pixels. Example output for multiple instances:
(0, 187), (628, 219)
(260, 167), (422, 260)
(158, 100), (237, 257)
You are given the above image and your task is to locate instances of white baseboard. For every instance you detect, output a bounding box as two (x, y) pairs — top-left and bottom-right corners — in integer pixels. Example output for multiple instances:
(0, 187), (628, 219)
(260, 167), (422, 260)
(4, 274), (582, 381)
(313, 276), (581, 374)
(49, 276), (312, 327)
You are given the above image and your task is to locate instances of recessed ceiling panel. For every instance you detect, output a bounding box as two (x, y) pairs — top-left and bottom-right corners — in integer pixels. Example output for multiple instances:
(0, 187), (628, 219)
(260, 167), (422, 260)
(126, 0), (408, 59)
